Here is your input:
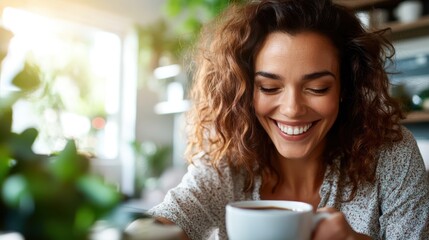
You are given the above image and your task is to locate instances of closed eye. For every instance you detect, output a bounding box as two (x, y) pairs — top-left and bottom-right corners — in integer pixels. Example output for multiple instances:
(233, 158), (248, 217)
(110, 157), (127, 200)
(259, 86), (281, 94)
(307, 87), (329, 94)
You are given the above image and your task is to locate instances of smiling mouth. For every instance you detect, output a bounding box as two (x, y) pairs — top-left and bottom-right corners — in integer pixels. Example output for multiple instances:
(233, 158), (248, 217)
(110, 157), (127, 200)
(276, 121), (313, 136)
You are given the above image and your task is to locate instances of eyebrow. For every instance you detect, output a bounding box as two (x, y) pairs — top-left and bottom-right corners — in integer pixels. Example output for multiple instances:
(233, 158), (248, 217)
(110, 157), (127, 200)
(254, 71), (281, 80)
(254, 70), (336, 81)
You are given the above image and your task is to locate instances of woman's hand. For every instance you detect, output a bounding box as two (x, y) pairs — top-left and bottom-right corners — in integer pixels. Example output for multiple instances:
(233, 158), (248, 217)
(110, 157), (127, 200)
(312, 207), (372, 240)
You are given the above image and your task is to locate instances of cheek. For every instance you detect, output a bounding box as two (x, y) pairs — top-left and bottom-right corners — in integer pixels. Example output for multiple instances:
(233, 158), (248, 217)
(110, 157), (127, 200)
(309, 87), (341, 118)
(315, 98), (339, 120)
(327, 104), (339, 121)
(253, 93), (269, 116)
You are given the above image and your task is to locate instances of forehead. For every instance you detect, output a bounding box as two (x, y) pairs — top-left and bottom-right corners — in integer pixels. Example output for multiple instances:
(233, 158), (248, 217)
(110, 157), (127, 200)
(255, 31), (339, 69)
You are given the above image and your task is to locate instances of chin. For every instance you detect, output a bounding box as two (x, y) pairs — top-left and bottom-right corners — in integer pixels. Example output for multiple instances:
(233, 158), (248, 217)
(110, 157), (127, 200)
(277, 149), (310, 161)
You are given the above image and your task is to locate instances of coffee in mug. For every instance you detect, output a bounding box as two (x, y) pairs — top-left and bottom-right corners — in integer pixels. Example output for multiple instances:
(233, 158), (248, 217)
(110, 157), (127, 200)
(237, 206), (294, 211)
(226, 200), (329, 240)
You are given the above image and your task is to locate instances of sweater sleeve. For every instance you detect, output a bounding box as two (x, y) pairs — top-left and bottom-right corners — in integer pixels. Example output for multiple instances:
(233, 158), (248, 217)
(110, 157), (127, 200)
(147, 160), (234, 240)
(378, 127), (429, 239)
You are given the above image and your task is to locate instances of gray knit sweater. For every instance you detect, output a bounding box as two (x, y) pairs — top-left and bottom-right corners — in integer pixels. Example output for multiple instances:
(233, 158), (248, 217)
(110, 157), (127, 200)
(149, 127), (429, 239)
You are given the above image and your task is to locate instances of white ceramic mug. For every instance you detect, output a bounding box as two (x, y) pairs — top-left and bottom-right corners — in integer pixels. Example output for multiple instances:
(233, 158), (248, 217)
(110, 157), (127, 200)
(226, 200), (329, 240)
(394, 0), (423, 23)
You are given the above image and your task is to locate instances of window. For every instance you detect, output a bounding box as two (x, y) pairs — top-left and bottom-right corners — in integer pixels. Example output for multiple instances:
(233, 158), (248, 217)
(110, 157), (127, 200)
(0, 4), (138, 195)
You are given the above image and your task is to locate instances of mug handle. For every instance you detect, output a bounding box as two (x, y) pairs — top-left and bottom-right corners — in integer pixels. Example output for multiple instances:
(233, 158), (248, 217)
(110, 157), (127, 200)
(312, 212), (331, 230)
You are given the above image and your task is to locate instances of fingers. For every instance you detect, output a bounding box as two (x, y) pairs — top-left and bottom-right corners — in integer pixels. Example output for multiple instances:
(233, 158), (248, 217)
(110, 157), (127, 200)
(317, 207), (338, 214)
(312, 208), (355, 240)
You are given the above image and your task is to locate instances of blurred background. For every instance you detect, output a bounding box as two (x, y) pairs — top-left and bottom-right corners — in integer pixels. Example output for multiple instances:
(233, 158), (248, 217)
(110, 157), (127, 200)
(0, 0), (429, 210)
(0, 0), (244, 212)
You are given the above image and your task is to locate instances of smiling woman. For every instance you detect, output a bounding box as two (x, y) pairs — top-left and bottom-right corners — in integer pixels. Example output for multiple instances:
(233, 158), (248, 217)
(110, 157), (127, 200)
(147, 0), (429, 239)
(253, 32), (341, 166)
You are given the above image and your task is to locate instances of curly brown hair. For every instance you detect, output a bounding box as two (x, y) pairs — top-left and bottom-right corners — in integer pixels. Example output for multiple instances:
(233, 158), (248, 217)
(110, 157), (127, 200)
(185, 0), (405, 197)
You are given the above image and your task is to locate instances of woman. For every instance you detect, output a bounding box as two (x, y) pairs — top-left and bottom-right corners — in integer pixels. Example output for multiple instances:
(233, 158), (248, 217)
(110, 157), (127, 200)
(148, 0), (429, 239)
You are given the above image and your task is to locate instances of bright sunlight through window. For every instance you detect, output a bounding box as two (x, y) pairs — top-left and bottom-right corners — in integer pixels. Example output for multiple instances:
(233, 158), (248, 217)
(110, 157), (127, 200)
(1, 7), (121, 159)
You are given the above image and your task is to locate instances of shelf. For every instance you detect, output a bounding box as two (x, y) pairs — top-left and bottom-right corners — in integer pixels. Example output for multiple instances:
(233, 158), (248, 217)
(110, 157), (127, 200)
(385, 15), (429, 32)
(334, 2), (429, 124)
(334, 0), (429, 40)
(382, 15), (429, 40)
(334, 0), (393, 10)
(402, 111), (429, 124)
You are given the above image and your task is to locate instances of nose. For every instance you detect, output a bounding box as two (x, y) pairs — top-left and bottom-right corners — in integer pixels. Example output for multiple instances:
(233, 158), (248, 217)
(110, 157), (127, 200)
(278, 90), (307, 118)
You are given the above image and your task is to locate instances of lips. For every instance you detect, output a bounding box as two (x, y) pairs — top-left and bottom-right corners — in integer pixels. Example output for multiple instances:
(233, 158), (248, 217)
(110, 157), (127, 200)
(276, 121), (313, 136)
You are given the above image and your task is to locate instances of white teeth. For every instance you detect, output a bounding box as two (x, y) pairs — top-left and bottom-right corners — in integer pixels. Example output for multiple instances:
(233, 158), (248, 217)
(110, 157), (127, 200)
(293, 128), (299, 135)
(277, 122), (312, 136)
(286, 126), (293, 135)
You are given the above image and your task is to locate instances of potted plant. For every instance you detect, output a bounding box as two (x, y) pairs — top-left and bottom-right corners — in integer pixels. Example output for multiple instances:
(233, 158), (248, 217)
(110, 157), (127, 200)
(0, 27), (122, 240)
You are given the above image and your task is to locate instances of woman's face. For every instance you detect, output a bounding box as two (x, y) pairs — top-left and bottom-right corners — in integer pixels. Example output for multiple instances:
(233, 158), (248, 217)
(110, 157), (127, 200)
(253, 31), (341, 162)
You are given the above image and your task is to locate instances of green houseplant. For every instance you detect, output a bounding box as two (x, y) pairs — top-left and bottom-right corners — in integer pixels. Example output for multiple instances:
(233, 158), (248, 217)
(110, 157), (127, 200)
(132, 140), (172, 196)
(0, 29), (122, 240)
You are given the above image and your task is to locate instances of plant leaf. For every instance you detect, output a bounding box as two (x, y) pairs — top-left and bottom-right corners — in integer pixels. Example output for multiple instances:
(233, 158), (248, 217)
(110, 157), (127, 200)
(0, 106), (13, 142)
(2, 174), (32, 212)
(12, 63), (41, 93)
(77, 175), (121, 209)
(165, 0), (182, 16)
(49, 140), (88, 181)
(0, 147), (13, 183)
(9, 128), (38, 161)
